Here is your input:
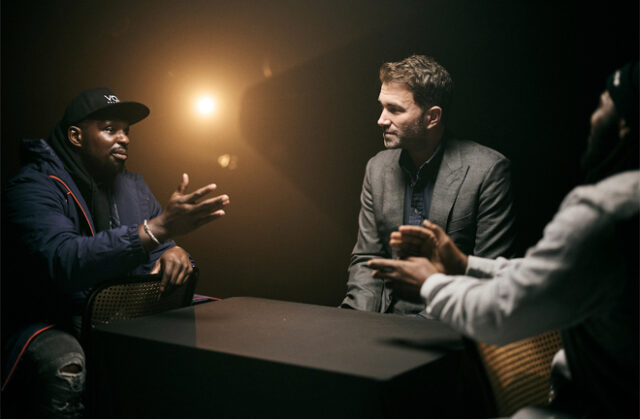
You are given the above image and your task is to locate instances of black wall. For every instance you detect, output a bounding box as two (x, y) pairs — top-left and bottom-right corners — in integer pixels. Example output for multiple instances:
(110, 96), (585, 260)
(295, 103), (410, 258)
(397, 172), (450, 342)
(2, 0), (638, 306)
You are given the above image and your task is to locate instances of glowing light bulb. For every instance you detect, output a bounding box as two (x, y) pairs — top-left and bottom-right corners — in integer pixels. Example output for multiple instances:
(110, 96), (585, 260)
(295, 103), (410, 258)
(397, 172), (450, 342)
(196, 96), (216, 116)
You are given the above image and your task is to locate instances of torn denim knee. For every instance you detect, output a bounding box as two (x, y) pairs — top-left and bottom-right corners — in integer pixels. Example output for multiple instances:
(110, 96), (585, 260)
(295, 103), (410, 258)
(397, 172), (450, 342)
(39, 352), (86, 418)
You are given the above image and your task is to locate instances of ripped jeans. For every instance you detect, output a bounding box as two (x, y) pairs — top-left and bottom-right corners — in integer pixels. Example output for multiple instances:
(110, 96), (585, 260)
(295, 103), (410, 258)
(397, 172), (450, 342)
(5, 329), (85, 418)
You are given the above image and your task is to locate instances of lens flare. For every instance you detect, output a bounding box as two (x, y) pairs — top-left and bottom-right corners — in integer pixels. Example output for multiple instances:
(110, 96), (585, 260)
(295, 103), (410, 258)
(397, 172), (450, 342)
(217, 154), (238, 170)
(196, 96), (216, 116)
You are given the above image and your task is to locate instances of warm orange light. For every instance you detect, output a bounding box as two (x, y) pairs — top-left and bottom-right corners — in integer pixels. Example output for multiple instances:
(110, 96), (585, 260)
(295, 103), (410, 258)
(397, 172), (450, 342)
(217, 154), (238, 170)
(196, 96), (216, 116)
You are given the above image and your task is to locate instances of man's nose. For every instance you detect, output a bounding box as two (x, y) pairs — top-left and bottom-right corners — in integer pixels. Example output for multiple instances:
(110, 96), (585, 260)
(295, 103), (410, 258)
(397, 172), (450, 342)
(378, 110), (391, 127)
(117, 131), (130, 145)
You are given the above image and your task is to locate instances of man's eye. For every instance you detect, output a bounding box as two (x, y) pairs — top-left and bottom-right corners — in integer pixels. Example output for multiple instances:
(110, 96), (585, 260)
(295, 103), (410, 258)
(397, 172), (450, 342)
(105, 126), (114, 132)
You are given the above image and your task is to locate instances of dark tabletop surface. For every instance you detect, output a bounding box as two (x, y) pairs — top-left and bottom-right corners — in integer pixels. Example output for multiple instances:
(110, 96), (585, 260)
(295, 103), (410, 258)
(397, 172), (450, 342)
(95, 296), (463, 381)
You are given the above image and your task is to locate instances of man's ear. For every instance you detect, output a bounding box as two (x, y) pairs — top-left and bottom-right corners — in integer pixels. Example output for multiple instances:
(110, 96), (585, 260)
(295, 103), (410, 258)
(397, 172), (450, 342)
(424, 106), (443, 130)
(67, 125), (83, 148)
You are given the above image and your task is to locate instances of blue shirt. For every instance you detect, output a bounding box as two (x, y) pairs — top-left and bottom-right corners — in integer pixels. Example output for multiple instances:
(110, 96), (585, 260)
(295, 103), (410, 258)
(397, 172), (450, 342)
(400, 145), (443, 226)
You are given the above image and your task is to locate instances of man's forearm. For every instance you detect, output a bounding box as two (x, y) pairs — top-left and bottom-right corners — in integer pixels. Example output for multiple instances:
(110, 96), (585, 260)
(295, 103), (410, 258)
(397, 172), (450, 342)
(342, 258), (384, 311)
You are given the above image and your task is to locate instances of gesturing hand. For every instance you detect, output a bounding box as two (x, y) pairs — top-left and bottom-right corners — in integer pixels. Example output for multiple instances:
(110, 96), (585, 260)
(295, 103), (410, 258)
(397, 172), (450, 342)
(142, 173), (230, 248)
(367, 257), (438, 303)
(390, 220), (468, 275)
(390, 225), (437, 259)
(151, 246), (193, 295)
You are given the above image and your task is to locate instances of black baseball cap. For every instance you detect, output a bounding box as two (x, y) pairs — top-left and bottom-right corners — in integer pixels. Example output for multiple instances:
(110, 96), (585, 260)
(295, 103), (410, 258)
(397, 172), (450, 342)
(62, 87), (150, 128)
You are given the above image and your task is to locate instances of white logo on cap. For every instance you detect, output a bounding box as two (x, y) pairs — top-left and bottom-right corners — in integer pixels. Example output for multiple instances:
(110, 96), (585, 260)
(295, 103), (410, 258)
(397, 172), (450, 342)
(104, 95), (120, 104)
(613, 70), (621, 87)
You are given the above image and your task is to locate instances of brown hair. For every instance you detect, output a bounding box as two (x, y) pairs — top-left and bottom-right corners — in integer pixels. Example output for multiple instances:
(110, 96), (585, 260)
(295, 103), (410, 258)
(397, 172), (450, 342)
(380, 55), (453, 119)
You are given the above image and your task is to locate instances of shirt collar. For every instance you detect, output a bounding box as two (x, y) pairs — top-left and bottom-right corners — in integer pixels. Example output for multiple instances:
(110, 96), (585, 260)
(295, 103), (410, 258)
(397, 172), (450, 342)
(399, 143), (443, 184)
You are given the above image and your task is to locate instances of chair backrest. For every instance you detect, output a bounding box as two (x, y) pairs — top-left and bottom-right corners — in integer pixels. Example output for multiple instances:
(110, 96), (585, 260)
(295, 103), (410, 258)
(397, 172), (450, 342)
(475, 330), (563, 416)
(81, 268), (198, 340)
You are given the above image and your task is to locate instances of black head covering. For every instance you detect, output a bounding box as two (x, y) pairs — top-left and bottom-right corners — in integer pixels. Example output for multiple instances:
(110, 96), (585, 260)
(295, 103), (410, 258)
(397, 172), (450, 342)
(582, 61), (639, 183)
(61, 87), (149, 128)
(47, 88), (149, 232)
(606, 61), (639, 132)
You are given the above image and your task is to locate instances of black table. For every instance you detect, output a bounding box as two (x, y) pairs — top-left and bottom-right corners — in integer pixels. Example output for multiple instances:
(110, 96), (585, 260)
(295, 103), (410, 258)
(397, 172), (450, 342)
(89, 297), (489, 418)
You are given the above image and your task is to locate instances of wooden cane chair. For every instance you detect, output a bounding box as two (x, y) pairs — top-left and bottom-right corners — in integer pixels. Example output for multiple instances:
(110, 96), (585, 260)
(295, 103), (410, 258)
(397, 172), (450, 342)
(80, 269), (199, 418)
(474, 330), (563, 417)
(81, 268), (198, 340)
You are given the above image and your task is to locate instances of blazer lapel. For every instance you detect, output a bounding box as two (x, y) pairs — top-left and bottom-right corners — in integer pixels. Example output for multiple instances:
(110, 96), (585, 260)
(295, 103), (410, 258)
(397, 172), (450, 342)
(380, 152), (404, 312)
(429, 141), (468, 230)
(381, 153), (405, 235)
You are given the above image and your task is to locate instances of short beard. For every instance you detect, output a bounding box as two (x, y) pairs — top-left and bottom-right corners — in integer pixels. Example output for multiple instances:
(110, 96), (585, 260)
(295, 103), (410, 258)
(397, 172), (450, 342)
(81, 154), (124, 185)
(383, 111), (429, 150)
(581, 120), (618, 170)
(581, 119), (637, 183)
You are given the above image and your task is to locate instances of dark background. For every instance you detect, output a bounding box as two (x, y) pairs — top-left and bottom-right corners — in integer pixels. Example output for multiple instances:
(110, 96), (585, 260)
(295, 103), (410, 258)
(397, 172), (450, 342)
(2, 0), (638, 306)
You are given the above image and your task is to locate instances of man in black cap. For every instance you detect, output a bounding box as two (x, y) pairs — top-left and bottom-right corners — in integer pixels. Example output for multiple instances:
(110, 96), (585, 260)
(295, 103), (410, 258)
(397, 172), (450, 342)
(368, 61), (639, 417)
(1, 88), (230, 417)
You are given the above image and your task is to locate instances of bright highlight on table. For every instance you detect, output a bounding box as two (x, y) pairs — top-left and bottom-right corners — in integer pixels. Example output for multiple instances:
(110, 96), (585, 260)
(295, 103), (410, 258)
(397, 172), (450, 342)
(196, 96), (217, 116)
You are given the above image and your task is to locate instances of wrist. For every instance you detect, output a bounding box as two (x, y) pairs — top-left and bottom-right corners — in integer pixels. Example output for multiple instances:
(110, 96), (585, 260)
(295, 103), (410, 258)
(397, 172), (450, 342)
(146, 217), (170, 243)
(139, 218), (170, 252)
(143, 219), (162, 245)
(452, 254), (468, 275)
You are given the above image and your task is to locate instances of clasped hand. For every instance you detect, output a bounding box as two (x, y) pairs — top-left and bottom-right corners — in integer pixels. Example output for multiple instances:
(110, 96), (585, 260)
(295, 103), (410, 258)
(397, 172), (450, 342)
(368, 220), (468, 301)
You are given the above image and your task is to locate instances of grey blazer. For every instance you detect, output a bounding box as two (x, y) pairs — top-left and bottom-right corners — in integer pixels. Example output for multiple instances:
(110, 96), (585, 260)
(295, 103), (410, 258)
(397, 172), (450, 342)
(342, 138), (517, 314)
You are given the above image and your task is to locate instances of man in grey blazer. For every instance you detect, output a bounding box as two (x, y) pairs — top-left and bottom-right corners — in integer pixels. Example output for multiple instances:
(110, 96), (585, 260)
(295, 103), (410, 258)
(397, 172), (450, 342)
(368, 60), (639, 417)
(341, 55), (516, 315)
